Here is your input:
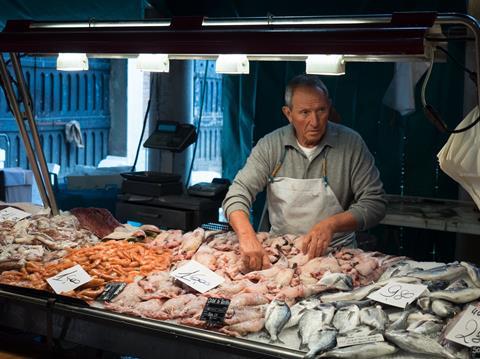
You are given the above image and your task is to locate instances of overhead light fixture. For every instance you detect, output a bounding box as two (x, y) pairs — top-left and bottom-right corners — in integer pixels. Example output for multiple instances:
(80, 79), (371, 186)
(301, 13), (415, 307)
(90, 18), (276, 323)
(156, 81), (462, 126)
(306, 55), (345, 75)
(136, 54), (169, 72)
(215, 55), (249, 74)
(56, 53), (88, 71)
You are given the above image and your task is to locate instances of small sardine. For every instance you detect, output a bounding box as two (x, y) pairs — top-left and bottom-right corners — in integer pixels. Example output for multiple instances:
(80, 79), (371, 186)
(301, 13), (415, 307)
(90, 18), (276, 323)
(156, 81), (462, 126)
(431, 299), (460, 318)
(283, 297), (320, 329)
(359, 305), (388, 331)
(333, 305), (360, 334)
(429, 287), (480, 304)
(305, 325), (337, 359)
(407, 320), (444, 337)
(385, 330), (455, 358)
(264, 299), (291, 343)
(460, 261), (480, 288)
(319, 271), (353, 291)
(407, 264), (466, 282)
(319, 342), (397, 358)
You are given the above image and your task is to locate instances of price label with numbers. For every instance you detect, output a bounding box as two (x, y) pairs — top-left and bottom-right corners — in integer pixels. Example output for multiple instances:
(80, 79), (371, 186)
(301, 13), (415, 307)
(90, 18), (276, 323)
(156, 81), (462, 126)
(170, 260), (224, 293)
(46, 264), (92, 294)
(446, 305), (480, 348)
(0, 207), (31, 222)
(367, 281), (428, 308)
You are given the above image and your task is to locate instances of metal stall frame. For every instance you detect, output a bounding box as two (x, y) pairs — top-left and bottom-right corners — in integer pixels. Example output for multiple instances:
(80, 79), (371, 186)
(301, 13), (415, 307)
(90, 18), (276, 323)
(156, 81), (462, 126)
(0, 11), (478, 358)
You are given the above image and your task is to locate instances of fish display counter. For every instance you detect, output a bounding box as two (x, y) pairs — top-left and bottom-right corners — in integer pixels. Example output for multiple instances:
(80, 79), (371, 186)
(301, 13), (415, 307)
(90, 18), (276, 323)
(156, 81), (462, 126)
(0, 207), (479, 358)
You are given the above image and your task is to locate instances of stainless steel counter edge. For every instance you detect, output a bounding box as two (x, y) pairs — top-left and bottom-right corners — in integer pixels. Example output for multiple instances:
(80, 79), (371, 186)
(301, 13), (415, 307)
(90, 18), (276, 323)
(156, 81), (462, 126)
(0, 288), (305, 359)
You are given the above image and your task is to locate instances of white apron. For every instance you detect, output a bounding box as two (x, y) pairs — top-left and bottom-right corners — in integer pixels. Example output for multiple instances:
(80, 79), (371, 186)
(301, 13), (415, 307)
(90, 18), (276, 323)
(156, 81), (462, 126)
(267, 147), (355, 249)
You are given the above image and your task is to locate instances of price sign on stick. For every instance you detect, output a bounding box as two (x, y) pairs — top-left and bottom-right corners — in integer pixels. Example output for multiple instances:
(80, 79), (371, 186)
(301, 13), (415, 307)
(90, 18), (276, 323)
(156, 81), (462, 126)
(170, 260), (224, 293)
(368, 282), (428, 308)
(0, 207), (31, 222)
(446, 305), (480, 348)
(47, 264), (92, 294)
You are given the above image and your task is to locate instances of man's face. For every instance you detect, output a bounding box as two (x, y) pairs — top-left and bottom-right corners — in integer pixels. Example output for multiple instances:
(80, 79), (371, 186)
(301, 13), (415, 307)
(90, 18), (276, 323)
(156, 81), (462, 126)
(282, 85), (331, 147)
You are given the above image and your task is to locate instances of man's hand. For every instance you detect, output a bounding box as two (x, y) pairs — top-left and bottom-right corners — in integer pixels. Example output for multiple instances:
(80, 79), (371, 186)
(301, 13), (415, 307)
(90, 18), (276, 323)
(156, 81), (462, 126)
(302, 220), (334, 259)
(239, 233), (272, 272)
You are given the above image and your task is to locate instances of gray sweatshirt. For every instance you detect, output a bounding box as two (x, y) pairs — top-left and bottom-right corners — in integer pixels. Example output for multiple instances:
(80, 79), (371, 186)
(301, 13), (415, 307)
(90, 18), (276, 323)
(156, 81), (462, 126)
(222, 122), (386, 231)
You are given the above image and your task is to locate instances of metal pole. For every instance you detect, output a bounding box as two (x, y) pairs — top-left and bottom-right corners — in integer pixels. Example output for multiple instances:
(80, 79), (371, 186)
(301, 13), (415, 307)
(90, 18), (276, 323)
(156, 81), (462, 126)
(9, 53), (59, 215)
(0, 54), (52, 211)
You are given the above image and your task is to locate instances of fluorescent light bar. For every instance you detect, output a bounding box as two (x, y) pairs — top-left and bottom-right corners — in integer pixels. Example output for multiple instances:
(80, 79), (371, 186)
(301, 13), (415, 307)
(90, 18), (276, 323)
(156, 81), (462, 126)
(306, 55), (345, 75)
(215, 55), (249, 74)
(56, 53), (88, 71)
(30, 20), (171, 29)
(136, 54), (169, 72)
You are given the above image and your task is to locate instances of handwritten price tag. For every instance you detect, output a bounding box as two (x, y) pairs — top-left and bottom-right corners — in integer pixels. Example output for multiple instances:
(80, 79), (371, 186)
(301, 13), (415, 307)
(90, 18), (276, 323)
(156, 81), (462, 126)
(0, 207), (31, 222)
(446, 305), (480, 348)
(367, 282), (428, 308)
(170, 260), (224, 293)
(46, 264), (92, 294)
(337, 334), (384, 348)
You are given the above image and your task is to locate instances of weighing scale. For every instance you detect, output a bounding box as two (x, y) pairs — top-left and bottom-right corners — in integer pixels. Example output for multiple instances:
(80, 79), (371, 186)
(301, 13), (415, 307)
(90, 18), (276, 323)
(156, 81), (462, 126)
(116, 121), (230, 231)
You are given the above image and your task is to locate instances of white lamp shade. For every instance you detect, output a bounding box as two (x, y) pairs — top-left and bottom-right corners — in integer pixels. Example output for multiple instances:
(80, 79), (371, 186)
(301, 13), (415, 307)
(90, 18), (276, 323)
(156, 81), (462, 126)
(306, 55), (345, 75)
(56, 53), (89, 71)
(136, 54), (169, 72)
(215, 55), (249, 74)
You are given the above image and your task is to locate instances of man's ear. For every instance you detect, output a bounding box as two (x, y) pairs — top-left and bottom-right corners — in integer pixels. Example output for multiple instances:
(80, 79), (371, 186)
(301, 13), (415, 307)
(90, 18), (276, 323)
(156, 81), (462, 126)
(282, 106), (292, 123)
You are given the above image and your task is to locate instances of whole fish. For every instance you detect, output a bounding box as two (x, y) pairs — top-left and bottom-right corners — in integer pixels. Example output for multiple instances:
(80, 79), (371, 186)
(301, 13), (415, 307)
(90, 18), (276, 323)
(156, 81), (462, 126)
(460, 261), (480, 288)
(431, 299), (460, 318)
(407, 320), (444, 337)
(319, 342), (397, 358)
(318, 271), (353, 291)
(359, 306), (388, 331)
(424, 280), (449, 292)
(333, 299), (374, 310)
(264, 299), (291, 342)
(416, 297), (431, 312)
(446, 279), (470, 290)
(333, 305), (360, 334)
(283, 297), (321, 329)
(339, 325), (376, 338)
(304, 325), (337, 359)
(385, 330), (456, 358)
(407, 264), (466, 282)
(388, 308), (415, 331)
(378, 261), (412, 281)
(388, 310), (441, 327)
(429, 287), (480, 304)
(298, 305), (335, 348)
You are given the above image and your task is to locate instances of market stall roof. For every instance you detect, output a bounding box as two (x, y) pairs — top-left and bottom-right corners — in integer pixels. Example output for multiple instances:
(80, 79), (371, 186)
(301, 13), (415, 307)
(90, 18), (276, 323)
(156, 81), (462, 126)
(0, 12), (438, 56)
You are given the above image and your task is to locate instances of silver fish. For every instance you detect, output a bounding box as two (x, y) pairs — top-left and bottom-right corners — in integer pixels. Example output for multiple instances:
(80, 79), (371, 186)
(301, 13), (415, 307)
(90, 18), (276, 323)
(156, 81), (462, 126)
(264, 299), (291, 342)
(359, 305), (388, 331)
(388, 310), (442, 327)
(424, 280), (449, 292)
(388, 308), (415, 331)
(407, 320), (444, 337)
(431, 299), (460, 318)
(333, 305), (360, 334)
(319, 342), (397, 358)
(318, 271), (353, 291)
(340, 325), (376, 338)
(416, 297), (431, 312)
(298, 305), (335, 348)
(305, 325), (337, 359)
(460, 261), (480, 288)
(446, 279), (470, 290)
(284, 297), (321, 329)
(407, 264), (466, 282)
(334, 299), (374, 310)
(385, 330), (456, 358)
(429, 287), (480, 304)
(378, 261), (412, 281)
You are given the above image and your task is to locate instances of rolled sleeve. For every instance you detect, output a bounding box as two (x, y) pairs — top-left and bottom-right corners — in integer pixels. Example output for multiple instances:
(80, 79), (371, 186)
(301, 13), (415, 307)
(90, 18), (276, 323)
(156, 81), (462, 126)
(222, 137), (273, 220)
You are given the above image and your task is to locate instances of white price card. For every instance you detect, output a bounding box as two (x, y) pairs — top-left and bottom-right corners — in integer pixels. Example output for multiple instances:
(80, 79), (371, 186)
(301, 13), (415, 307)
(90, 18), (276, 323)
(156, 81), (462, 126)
(446, 305), (480, 347)
(170, 260), (224, 293)
(337, 334), (384, 348)
(367, 281), (428, 308)
(46, 264), (92, 294)
(0, 207), (31, 222)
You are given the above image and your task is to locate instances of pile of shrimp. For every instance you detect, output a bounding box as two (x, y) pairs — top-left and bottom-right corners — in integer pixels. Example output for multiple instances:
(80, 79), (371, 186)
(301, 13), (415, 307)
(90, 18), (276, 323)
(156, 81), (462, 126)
(0, 240), (171, 301)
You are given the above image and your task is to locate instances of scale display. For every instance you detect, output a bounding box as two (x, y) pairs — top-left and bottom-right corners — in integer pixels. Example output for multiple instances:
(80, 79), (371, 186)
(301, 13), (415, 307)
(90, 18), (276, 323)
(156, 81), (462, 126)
(143, 121), (197, 152)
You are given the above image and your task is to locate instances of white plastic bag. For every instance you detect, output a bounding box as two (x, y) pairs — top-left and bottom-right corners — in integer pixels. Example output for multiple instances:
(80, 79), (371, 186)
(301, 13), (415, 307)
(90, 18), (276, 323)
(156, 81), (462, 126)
(437, 106), (480, 209)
